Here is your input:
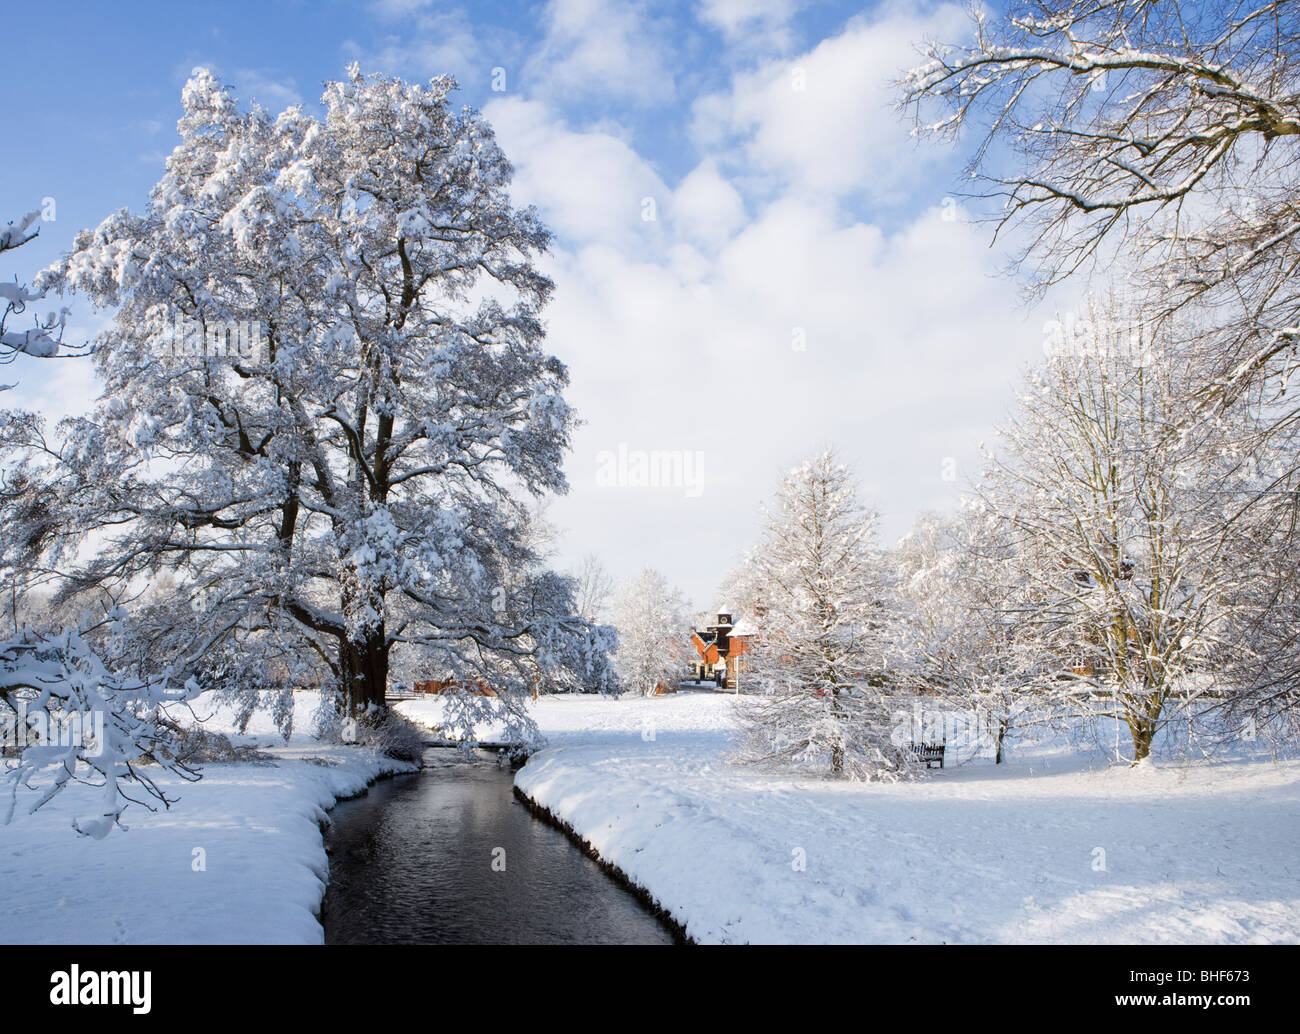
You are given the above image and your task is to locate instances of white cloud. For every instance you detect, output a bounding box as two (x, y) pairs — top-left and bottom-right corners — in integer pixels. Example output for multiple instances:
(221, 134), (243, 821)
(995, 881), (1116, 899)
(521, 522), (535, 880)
(692, 2), (966, 201)
(477, 35), (1055, 604)
(346, 7), (485, 86)
(485, 97), (670, 252)
(671, 160), (747, 247)
(523, 0), (677, 107)
(528, 197), (1048, 605)
(24, 357), (101, 425)
(698, 0), (800, 52)
(367, 0), (436, 18)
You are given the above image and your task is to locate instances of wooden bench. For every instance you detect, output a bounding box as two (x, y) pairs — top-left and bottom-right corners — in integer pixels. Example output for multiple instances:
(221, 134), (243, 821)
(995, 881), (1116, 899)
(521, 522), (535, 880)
(909, 741), (945, 769)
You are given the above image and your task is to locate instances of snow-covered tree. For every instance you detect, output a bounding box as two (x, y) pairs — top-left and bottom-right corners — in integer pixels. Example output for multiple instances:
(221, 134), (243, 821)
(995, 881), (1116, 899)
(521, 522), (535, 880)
(896, 507), (1066, 763)
(1222, 532), (1300, 742)
(572, 553), (615, 624)
(979, 302), (1266, 762)
(609, 568), (689, 696)
(900, 0), (1300, 400)
(901, 5), (1300, 739)
(1, 610), (200, 837)
(736, 450), (910, 779)
(1204, 421), (1300, 744)
(3, 67), (614, 731)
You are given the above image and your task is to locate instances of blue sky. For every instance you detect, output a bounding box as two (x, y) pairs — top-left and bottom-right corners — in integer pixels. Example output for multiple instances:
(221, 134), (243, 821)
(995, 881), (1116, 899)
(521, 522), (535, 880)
(2, 0), (1058, 609)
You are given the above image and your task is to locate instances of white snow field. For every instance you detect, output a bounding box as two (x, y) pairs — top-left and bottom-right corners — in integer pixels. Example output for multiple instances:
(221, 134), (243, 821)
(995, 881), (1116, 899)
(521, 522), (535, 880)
(0, 692), (415, 944)
(402, 690), (1300, 945)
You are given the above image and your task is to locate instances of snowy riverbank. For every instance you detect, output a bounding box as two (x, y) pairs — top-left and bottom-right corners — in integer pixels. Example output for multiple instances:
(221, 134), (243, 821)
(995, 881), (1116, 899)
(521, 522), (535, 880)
(404, 692), (1300, 945)
(0, 693), (416, 944)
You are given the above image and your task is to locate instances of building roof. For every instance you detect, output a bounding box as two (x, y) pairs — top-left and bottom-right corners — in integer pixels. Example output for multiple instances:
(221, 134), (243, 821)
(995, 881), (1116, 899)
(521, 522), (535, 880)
(728, 616), (757, 637)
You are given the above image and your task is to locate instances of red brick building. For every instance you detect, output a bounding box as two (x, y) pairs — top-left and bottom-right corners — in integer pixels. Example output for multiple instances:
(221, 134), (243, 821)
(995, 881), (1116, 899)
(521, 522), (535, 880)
(688, 611), (757, 689)
(413, 678), (497, 697)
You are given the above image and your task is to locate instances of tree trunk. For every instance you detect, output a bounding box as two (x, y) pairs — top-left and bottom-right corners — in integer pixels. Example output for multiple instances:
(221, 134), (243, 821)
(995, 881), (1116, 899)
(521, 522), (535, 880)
(338, 624), (389, 716)
(829, 686), (845, 775)
(994, 717), (1008, 764)
(1129, 718), (1155, 764)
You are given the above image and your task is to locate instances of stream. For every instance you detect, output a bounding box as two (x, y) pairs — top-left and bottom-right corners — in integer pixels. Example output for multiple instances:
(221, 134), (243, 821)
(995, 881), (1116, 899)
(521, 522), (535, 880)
(321, 749), (675, 944)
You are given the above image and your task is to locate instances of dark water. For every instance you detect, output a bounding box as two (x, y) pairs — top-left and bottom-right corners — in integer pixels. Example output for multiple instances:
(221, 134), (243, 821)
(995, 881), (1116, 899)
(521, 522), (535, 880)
(321, 750), (675, 944)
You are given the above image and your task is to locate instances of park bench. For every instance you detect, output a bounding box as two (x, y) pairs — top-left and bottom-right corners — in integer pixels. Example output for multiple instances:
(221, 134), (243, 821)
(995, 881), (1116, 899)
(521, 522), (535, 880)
(909, 741), (945, 769)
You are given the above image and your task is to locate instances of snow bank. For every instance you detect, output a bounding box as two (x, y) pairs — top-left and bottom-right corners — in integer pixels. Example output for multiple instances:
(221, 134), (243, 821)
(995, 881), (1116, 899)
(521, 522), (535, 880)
(508, 693), (1300, 944)
(0, 691), (416, 944)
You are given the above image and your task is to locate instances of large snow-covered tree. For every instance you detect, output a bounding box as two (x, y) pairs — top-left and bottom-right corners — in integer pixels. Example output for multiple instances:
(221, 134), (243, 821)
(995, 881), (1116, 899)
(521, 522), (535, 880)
(736, 450), (910, 779)
(609, 568), (689, 696)
(980, 302), (1267, 762)
(3, 66), (614, 726)
(900, 1), (1300, 726)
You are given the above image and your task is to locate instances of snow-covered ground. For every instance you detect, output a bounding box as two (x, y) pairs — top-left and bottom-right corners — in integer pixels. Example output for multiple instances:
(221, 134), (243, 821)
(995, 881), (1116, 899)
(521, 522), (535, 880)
(402, 691), (1300, 944)
(0, 692), (415, 944)
(5, 689), (1295, 945)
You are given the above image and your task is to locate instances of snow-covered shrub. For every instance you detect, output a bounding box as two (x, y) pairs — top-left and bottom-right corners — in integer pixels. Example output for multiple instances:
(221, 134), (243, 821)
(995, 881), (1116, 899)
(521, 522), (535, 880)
(161, 721), (274, 765)
(317, 704), (426, 764)
(735, 688), (914, 781)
